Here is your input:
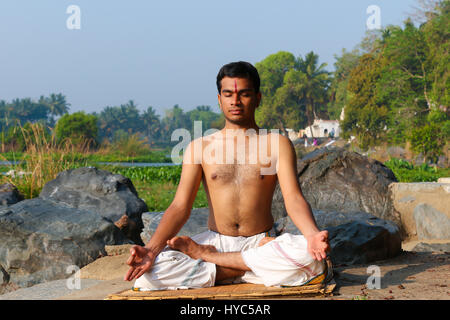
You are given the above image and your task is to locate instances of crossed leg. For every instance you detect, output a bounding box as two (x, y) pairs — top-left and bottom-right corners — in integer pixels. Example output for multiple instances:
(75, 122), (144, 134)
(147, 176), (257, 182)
(167, 235), (275, 283)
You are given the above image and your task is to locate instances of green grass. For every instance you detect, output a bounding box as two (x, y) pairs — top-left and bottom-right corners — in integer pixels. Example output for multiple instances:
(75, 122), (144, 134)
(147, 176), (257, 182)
(97, 164), (207, 211)
(384, 158), (450, 182)
(132, 179), (209, 212)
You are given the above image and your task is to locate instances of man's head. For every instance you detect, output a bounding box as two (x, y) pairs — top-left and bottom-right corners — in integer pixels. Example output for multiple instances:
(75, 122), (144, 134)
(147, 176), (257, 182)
(216, 61), (260, 94)
(216, 61), (261, 127)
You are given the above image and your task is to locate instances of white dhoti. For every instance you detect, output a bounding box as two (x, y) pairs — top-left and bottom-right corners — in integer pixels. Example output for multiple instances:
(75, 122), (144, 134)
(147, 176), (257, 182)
(133, 229), (325, 291)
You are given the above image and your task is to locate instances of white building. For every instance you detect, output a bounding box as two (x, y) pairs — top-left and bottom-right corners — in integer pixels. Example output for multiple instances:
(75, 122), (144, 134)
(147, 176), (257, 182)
(303, 119), (341, 138)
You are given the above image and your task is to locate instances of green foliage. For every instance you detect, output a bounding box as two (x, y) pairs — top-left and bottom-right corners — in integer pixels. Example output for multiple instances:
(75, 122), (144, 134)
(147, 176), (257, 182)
(255, 51), (331, 132)
(339, 3), (449, 155)
(55, 111), (98, 147)
(1, 122), (51, 152)
(106, 165), (182, 184)
(409, 123), (446, 163)
(0, 94), (69, 132)
(384, 157), (450, 182)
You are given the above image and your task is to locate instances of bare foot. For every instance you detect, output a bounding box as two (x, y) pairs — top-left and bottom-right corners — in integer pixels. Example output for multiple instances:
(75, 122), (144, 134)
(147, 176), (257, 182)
(167, 236), (217, 260)
(258, 236), (275, 247)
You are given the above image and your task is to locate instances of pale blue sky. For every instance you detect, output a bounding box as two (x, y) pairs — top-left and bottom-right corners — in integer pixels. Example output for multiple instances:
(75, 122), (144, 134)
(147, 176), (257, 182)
(0, 0), (418, 116)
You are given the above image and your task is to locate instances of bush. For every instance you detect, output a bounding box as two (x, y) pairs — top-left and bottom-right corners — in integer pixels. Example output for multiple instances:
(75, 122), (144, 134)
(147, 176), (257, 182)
(55, 112), (98, 148)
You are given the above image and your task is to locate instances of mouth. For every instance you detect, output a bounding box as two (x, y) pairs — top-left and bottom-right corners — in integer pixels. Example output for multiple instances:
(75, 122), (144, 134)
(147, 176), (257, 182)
(229, 109), (243, 115)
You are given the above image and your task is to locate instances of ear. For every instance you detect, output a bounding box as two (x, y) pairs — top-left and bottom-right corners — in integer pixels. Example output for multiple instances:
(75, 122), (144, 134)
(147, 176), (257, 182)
(255, 92), (262, 109)
(217, 94), (222, 111)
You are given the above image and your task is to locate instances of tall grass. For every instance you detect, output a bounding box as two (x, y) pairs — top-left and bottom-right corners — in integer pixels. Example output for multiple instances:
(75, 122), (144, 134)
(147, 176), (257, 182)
(0, 123), (88, 198)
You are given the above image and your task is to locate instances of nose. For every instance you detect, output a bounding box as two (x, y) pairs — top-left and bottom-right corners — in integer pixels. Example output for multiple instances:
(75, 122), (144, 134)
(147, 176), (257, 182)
(231, 93), (241, 106)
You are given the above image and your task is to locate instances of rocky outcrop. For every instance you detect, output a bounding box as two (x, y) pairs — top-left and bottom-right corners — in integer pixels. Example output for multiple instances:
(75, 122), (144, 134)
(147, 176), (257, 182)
(0, 198), (131, 289)
(140, 208), (210, 243)
(298, 147), (399, 223)
(390, 182), (450, 240)
(39, 167), (147, 244)
(414, 204), (450, 240)
(279, 210), (402, 266)
(273, 147), (401, 231)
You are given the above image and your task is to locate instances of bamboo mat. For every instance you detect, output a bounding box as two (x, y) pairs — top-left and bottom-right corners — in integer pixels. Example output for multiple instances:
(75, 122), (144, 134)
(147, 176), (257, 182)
(105, 279), (335, 300)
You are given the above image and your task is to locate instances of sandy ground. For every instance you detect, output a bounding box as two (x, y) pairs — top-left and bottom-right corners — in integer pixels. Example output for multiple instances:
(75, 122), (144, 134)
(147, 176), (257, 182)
(0, 242), (448, 300)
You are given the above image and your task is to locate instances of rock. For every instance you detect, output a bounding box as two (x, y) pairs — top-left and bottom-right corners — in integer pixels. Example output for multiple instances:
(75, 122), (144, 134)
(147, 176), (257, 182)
(390, 182), (450, 239)
(414, 203), (450, 240)
(104, 244), (134, 256)
(294, 147), (400, 226)
(278, 210), (402, 266)
(0, 198), (131, 289)
(0, 183), (24, 206)
(39, 167), (147, 244)
(140, 208), (210, 244)
(411, 242), (450, 253)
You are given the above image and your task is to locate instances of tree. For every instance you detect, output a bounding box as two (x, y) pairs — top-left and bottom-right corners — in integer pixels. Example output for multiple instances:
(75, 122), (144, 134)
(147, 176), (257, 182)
(55, 111), (98, 148)
(296, 51), (331, 135)
(328, 48), (361, 120)
(255, 51), (331, 134)
(341, 54), (389, 149)
(141, 106), (161, 145)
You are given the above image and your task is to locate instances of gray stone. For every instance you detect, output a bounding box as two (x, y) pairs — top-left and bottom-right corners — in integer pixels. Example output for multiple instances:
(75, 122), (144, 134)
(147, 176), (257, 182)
(0, 183), (24, 206)
(294, 147), (400, 226)
(39, 167), (147, 244)
(0, 198), (131, 289)
(411, 242), (450, 253)
(414, 203), (450, 240)
(277, 210), (402, 266)
(140, 208), (210, 243)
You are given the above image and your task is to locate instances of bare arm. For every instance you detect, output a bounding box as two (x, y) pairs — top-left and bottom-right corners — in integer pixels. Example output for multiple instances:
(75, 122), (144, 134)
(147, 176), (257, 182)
(125, 140), (203, 281)
(145, 141), (203, 255)
(276, 135), (329, 260)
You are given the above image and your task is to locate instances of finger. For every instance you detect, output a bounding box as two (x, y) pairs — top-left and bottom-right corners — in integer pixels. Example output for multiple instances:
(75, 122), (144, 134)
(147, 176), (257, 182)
(315, 252), (322, 261)
(135, 267), (149, 280)
(129, 267), (142, 281)
(320, 250), (327, 260)
(124, 267), (135, 281)
(126, 248), (136, 265)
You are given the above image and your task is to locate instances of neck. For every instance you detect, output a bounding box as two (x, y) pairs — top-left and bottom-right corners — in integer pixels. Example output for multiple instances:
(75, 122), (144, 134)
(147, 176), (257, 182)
(223, 120), (259, 132)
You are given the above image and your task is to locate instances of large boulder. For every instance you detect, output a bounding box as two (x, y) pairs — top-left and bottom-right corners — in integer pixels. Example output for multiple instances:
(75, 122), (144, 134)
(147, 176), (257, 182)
(390, 182), (450, 239)
(273, 147), (400, 230)
(0, 198), (131, 290)
(39, 167), (147, 244)
(140, 208), (210, 243)
(280, 210), (402, 266)
(413, 203), (450, 240)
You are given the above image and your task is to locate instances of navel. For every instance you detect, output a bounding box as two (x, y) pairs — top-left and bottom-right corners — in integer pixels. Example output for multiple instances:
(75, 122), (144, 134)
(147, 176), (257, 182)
(211, 173), (217, 180)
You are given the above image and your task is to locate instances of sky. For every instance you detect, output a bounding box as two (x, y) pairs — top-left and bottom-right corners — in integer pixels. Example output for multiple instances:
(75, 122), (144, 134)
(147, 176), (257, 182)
(0, 0), (419, 116)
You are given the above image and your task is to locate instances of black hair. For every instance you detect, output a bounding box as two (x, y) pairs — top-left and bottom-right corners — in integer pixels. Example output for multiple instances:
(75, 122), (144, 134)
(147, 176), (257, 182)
(216, 61), (260, 94)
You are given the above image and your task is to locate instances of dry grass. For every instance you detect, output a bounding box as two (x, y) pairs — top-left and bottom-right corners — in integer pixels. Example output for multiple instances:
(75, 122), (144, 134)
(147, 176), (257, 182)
(0, 123), (89, 198)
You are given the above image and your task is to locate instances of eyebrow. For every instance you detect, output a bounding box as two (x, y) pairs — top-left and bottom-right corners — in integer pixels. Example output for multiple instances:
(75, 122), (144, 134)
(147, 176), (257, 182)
(221, 88), (254, 94)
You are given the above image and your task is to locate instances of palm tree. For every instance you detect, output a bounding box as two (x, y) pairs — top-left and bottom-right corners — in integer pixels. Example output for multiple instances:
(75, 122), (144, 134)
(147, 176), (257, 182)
(142, 106), (161, 144)
(296, 51), (331, 137)
(45, 93), (70, 124)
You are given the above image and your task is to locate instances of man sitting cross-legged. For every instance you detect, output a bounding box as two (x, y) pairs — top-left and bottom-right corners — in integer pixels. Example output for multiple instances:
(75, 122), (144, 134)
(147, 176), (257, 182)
(124, 61), (330, 290)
